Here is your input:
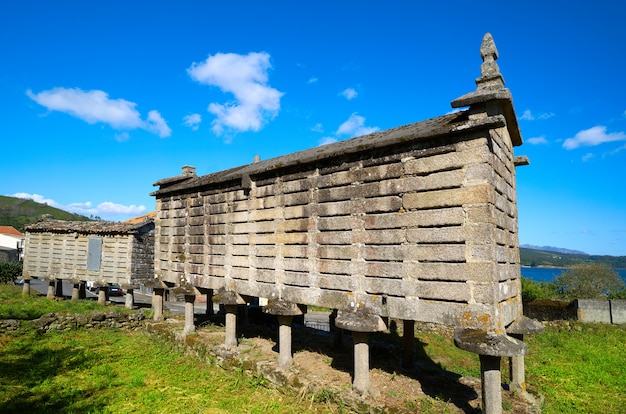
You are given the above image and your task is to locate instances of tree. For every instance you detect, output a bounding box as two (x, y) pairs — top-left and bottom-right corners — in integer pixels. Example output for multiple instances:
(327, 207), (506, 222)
(555, 263), (625, 300)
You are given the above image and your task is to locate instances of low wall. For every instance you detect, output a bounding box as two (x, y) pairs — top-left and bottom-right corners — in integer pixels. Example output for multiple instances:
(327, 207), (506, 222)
(0, 311), (147, 334)
(524, 299), (626, 324)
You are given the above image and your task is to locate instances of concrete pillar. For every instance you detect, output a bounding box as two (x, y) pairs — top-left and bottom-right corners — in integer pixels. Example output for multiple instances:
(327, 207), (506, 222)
(125, 289), (134, 309)
(71, 283), (80, 300)
(153, 288), (165, 321)
(224, 304), (238, 348)
(335, 306), (386, 395)
(330, 309), (343, 349)
(79, 283), (86, 299)
(454, 328), (527, 414)
(277, 315), (294, 369)
(47, 281), (55, 299)
(402, 319), (415, 368)
(22, 279), (31, 296)
(206, 289), (214, 316)
(352, 331), (371, 394)
(480, 355), (503, 414)
(55, 280), (64, 297)
(184, 295), (196, 334)
(98, 286), (107, 305)
(506, 317), (543, 392)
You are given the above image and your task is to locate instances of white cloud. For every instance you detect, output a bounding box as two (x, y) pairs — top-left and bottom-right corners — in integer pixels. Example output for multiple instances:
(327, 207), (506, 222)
(307, 77), (318, 84)
(183, 113), (202, 131)
(187, 52), (283, 137)
(563, 125), (626, 149)
(520, 109), (555, 121)
(26, 87), (171, 138)
(336, 113), (379, 138)
(311, 123), (324, 133)
(582, 153), (594, 162)
(146, 110), (171, 138)
(11, 193), (145, 220)
(115, 132), (130, 142)
(527, 136), (548, 145)
(341, 88), (358, 100)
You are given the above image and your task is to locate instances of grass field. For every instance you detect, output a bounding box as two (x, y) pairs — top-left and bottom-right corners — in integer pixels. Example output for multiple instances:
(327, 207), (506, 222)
(1, 284), (625, 413)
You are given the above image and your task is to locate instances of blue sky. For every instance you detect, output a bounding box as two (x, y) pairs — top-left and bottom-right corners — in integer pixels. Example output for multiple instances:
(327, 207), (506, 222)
(1, 1), (625, 256)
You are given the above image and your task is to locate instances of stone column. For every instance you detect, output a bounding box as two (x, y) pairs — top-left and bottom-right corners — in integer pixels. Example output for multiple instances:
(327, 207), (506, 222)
(153, 288), (165, 321)
(71, 283), (80, 300)
(184, 295), (196, 334)
(454, 328), (527, 414)
(224, 305), (238, 348)
(506, 316), (544, 392)
(213, 289), (246, 349)
(329, 309), (343, 349)
(206, 289), (214, 316)
(263, 299), (305, 370)
(335, 306), (387, 396)
(125, 289), (135, 309)
(402, 319), (415, 368)
(98, 286), (107, 305)
(22, 278), (31, 296)
(46, 280), (55, 299)
(55, 279), (64, 298)
(79, 283), (86, 299)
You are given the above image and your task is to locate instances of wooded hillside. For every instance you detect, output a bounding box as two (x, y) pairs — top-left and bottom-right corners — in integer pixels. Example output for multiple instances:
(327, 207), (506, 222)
(0, 196), (91, 232)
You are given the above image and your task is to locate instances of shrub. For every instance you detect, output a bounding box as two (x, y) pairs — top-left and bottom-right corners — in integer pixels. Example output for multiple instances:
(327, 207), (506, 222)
(556, 263), (624, 300)
(521, 277), (559, 302)
(0, 261), (23, 284)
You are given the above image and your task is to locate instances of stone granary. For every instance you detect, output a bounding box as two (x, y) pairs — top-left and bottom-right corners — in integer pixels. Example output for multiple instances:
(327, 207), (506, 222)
(151, 34), (535, 413)
(22, 214), (154, 307)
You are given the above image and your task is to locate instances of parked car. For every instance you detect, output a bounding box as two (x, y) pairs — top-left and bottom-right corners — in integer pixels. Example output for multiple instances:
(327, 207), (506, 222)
(108, 283), (124, 296)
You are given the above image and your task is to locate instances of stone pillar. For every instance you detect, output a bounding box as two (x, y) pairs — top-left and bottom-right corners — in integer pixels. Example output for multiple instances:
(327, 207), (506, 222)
(206, 289), (214, 316)
(224, 305), (238, 348)
(98, 286), (107, 305)
(402, 319), (415, 368)
(506, 316), (544, 392)
(22, 278), (31, 296)
(213, 289), (246, 349)
(153, 288), (165, 321)
(71, 283), (80, 300)
(55, 280), (64, 298)
(335, 306), (387, 395)
(263, 299), (305, 370)
(125, 289), (134, 309)
(46, 280), (55, 299)
(79, 283), (86, 299)
(184, 295), (196, 334)
(329, 309), (343, 349)
(454, 328), (527, 414)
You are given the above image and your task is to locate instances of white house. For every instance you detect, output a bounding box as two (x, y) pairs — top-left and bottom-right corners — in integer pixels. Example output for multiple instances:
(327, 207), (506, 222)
(0, 226), (25, 262)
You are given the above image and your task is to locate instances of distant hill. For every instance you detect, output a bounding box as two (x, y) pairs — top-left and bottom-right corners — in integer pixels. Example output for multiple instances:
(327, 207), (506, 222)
(520, 246), (626, 269)
(0, 195), (91, 232)
(520, 244), (587, 255)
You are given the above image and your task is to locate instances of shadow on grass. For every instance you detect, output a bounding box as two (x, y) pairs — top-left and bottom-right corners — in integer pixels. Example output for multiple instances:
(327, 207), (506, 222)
(0, 328), (107, 413)
(195, 308), (480, 413)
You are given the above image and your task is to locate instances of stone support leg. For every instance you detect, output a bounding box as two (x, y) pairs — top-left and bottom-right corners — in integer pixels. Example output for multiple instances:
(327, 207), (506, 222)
(98, 286), (107, 305)
(125, 289), (135, 309)
(184, 295), (196, 334)
(352, 331), (371, 395)
(55, 280), (64, 298)
(71, 284), (80, 300)
(47, 281), (55, 299)
(22, 279), (30, 296)
(480, 354), (503, 414)
(224, 304), (238, 348)
(508, 333), (525, 391)
(402, 319), (415, 368)
(79, 283), (86, 299)
(206, 289), (214, 316)
(153, 288), (164, 321)
(277, 315), (294, 369)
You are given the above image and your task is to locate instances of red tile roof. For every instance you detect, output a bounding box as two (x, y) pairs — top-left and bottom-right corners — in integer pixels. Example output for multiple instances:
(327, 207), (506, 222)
(0, 226), (24, 237)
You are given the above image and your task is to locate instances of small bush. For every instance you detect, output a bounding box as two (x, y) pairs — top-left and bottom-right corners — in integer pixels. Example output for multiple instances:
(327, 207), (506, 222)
(521, 277), (559, 302)
(0, 261), (23, 284)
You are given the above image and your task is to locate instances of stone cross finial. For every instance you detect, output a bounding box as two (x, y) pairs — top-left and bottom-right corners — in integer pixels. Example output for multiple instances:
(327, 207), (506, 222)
(476, 33), (505, 90)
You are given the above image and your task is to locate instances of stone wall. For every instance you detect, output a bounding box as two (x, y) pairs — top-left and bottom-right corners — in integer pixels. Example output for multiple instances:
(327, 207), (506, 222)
(0, 311), (147, 334)
(152, 34), (526, 333)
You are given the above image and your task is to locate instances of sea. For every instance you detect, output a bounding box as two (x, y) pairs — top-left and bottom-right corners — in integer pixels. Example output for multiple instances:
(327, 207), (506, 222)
(521, 267), (626, 283)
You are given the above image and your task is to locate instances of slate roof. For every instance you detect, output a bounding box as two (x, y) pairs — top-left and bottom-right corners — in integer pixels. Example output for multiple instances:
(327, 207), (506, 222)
(25, 216), (154, 235)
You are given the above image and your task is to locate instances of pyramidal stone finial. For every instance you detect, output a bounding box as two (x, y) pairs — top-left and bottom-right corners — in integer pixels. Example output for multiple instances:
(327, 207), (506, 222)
(476, 33), (505, 90)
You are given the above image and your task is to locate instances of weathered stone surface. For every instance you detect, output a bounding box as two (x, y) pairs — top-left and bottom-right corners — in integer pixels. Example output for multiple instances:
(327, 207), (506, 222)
(454, 328), (526, 357)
